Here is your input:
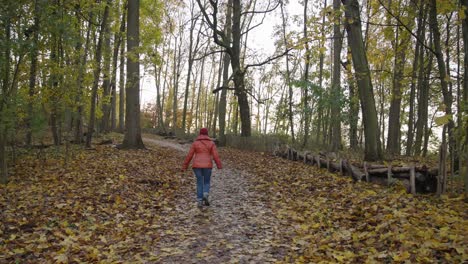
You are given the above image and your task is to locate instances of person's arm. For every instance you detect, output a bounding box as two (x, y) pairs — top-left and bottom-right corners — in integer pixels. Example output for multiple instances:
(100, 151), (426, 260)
(211, 144), (222, 169)
(182, 144), (195, 170)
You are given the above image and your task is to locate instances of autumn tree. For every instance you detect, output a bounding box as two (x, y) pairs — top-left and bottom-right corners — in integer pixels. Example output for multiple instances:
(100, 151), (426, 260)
(341, 0), (382, 161)
(120, 0), (145, 149)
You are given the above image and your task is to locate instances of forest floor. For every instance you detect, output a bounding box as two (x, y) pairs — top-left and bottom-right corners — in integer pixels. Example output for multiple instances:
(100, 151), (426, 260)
(0, 135), (467, 263)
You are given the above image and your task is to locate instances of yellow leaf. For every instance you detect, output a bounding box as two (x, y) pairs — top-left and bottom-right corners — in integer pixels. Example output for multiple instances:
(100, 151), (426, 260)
(393, 251), (411, 261)
(13, 248), (25, 254)
(54, 253), (69, 263)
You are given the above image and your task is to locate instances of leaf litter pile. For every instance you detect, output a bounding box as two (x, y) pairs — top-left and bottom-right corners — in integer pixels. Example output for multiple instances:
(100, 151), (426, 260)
(1, 138), (467, 263)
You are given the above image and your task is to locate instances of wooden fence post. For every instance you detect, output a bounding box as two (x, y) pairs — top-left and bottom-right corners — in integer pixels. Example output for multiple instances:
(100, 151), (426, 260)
(326, 156), (330, 171)
(364, 162), (369, 182)
(387, 165), (392, 186)
(410, 165), (416, 195)
(339, 159), (343, 175)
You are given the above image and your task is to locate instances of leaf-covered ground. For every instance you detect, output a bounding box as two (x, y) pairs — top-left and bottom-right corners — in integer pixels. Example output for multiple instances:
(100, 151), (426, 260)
(0, 136), (467, 263)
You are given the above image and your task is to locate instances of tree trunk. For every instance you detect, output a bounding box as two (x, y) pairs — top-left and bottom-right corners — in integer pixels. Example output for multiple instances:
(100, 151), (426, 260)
(120, 0), (144, 149)
(406, 2), (425, 156)
(330, 0), (342, 151)
(172, 35), (183, 133)
(0, 13), (11, 184)
(182, 3), (202, 134)
(218, 0), (232, 146)
(231, 0), (251, 137)
(111, 6), (125, 131)
(118, 22), (126, 133)
(26, 0), (41, 146)
(316, 0), (327, 145)
(461, 0), (468, 195)
(302, 0), (311, 147)
(387, 4), (412, 156)
(342, 0), (382, 161)
(101, 5), (112, 134)
(429, 0), (455, 161)
(280, 2), (295, 143)
(86, 0), (111, 147)
(414, 39), (432, 156)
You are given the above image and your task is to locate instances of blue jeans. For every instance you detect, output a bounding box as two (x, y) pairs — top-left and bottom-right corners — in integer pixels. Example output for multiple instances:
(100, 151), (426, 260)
(193, 168), (212, 201)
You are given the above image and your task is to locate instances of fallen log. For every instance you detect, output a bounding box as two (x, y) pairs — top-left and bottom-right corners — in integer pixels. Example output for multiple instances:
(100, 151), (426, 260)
(343, 160), (365, 181)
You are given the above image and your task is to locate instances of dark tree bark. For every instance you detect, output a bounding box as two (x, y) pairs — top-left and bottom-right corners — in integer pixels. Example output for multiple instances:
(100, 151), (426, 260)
(302, 0), (311, 147)
(342, 0), (382, 161)
(26, 0), (41, 146)
(74, 9), (93, 143)
(110, 5), (126, 131)
(343, 53), (359, 149)
(118, 22), (126, 133)
(461, 0), (468, 194)
(0, 13), (11, 184)
(414, 38), (433, 156)
(86, 0), (111, 147)
(429, 0), (455, 160)
(218, 0), (232, 146)
(406, 2), (425, 156)
(120, 0), (145, 149)
(330, 0), (343, 151)
(101, 4), (113, 134)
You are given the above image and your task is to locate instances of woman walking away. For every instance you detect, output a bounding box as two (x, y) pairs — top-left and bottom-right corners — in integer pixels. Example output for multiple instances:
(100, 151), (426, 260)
(182, 128), (222, 208)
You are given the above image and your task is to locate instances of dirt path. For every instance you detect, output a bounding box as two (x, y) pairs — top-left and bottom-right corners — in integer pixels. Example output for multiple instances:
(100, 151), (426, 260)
(142, 137), (284, 263)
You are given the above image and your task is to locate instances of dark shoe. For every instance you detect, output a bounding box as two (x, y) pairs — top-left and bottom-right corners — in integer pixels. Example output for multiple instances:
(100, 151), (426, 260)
(197, 201), (203, 208)
(203, 193), (210, 206)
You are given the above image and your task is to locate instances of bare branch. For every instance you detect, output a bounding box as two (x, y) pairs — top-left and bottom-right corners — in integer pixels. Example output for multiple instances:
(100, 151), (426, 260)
(241, 1), (280, 16)
(193, 49), (226, 61)
(195, 0), (230, 50)
(213, 85), (235, 93)
(245, 48), (293, 70)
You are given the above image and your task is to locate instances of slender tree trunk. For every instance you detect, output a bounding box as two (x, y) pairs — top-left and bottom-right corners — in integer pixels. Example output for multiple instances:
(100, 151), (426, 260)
(118, 26), (126, 133)
(172, 35), (182, 133)
(182, 3), (202, 134)
(406, 2), (425, 156)
(101, 4), (113, 134)
(218, 1), (232, 145)
(26, 0), (41, 146)
(111, 6), (125, 131)
(461, 0), (468, 194)
(302, 0), (311, 147)
(387, 3), (412, 156)
(342, 0), (382, 161)
(50, 13), (61, 146)
(280, 2), (295, 143)
(316, 0), (327, 145)
(86, 0), (111, 147)
(121, 0), (144, 148)
(330, 0), (342, 151)
(344, 54), (359, 149)
(414, 37), (432, 156)
(0, 14), (11, 184)
(212, 54), (223, 137)
(429, 0), (456, 161)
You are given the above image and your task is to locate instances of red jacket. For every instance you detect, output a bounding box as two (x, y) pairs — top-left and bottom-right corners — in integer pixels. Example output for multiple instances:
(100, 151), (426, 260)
(182, 135), (222, 170)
